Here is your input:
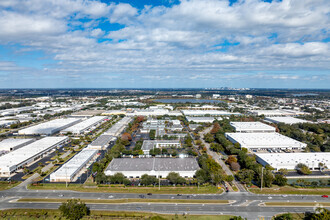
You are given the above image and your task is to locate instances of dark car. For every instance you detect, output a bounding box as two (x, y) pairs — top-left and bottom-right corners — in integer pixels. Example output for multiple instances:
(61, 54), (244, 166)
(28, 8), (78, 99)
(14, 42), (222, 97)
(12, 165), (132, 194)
(147, 193), (152, 196)
(177, 194), (182, 196)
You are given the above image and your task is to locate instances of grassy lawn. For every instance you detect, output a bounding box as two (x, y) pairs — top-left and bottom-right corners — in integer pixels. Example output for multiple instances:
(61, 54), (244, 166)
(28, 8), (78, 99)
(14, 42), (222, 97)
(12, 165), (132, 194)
(265, 202), (330, 207)
(249, 186), (330, 195)
(0, 181), (21, 191)
(0, 209), (234, 220)
(28, 184), (222, 194)
(18, 198), (229, 204)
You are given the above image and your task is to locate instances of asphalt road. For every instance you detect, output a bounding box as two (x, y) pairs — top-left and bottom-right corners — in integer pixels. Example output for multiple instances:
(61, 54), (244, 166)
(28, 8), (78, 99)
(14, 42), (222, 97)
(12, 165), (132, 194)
(0, 188), (328, 220)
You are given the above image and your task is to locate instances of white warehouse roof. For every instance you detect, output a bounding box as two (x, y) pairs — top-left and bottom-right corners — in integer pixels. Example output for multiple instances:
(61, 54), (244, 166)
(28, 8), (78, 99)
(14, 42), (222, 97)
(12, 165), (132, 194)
(249, 109), (309, 117)
(230, 122), (276, 133)
(105, 157), (200, 178)
(265, 117), (311, 125)
(18, 118), (81, 135)
(225, 132), (307, 150)
(0, 136), (68, 175)
(61, 116), (107, 134)
(0, 138), (35, 152)
(256, 152), (330, 170)
(104, 117), (132, 136)
(50, 148), (98, 182)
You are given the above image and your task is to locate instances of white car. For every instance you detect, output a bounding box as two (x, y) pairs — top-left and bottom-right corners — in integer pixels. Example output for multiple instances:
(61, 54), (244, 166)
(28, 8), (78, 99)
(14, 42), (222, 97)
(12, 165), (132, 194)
(268, 196), (272, 199)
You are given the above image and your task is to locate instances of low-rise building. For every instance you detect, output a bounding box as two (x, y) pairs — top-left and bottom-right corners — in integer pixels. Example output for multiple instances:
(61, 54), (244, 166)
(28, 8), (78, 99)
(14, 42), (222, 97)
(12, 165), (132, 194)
(50, 148), (98, 182)
(256, 152), (330, 171)
(230, 122), (276, 133)
(141, 140), (181, 154)
(265, 117), (311, 125)
(225, 132), (307, 151)
(104, 157), (200, 178)
(0, 137), (69, 177)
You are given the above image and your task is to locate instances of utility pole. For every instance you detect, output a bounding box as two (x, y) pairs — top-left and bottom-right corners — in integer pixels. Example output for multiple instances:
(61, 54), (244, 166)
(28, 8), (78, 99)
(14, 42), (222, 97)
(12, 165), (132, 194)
(260, 167), (264, 192)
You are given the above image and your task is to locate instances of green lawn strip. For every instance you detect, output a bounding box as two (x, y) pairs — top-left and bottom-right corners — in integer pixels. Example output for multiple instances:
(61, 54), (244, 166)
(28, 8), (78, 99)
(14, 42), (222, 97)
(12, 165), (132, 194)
(28, 184), (222, 194)
(265, 202), (330, 207)
(249, 186), (330, 195)
(0, 209), (234, 220)
(0, 181), (21, 191)
(17, 198), (229, 204)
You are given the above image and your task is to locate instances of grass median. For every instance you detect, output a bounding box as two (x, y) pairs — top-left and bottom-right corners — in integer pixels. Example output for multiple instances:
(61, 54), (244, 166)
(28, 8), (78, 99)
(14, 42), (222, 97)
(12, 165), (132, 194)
(264, 202), (330, 207)
(249, 186), (330, 195)
(28, 184), (222, 194)
(17, 198), (230, 204)
(0, 209), (234, 220)
(0, 181), (20, 191)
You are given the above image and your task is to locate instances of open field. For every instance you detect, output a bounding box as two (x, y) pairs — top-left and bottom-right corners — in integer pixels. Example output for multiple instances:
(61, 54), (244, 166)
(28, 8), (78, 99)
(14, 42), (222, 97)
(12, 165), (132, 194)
(0, 181), (21, 191)
(17, 198), (230, 204)
(28, 184), (222, 194)
(249, 186), (330, 195)
(0, 209), (234, 220)
(265, 202), (330, 207)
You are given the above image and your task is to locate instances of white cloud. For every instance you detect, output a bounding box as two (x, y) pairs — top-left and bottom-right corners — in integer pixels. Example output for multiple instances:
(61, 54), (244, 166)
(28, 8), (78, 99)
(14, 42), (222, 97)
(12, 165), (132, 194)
(0, 0), (329, 88)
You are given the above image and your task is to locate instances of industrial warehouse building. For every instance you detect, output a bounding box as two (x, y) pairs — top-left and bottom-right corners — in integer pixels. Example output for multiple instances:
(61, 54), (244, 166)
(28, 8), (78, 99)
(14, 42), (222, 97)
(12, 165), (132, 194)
(141, 140), (181, 154)
(104, 117), (132, 136)
(248, 109), (308, 117)
(87, 135), (116, 150)
(18, 118), (81, 135)
(230, 122), (276, 133)
(265, 117), (310, 125)
(186, 117), (219, 123)
(0, 137), (69, 177)
(256, 153), (330, 171)
(0, 138), (35, 155)
(104, 157), (200, 178)
(50, 148), (98, 182)
(225, 132), (307, 151)
(61, 116), (107, 135)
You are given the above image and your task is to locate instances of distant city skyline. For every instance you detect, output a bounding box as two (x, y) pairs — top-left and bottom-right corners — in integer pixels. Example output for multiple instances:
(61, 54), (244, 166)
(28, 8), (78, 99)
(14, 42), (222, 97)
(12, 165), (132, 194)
(0, 0), (329, 88)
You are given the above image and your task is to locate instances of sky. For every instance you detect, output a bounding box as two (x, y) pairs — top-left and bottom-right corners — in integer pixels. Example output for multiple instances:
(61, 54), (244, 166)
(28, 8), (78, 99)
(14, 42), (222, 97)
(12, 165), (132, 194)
(0, 0), (329, 89)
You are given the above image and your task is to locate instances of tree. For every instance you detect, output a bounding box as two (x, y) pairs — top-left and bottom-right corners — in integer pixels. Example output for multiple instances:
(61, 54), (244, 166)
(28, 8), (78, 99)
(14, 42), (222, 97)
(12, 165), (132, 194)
(226, 156), (237, 164)
(273, 213), (293, 220)
(296, 163), (312, 175)
(230, 162), (240, 171)
(195, 169), (208, 184)
(204, 133), (215, 143)
(210, 143), (224, 152)
(237, 169), (254, 185)
(274, 174), (287, 186)
(23, 168), (30, 175)
(210, 122), (220, 134)
(59, 199), (90, 220)
(140, 174), (157, 186)
(149, 130), (156, 140)
(166, 172), (186, 185)
(225, 175), (234, 182)
(230, 216), (247, 220)
(278, 168), (288, 175)
(121, 132), (132, 141)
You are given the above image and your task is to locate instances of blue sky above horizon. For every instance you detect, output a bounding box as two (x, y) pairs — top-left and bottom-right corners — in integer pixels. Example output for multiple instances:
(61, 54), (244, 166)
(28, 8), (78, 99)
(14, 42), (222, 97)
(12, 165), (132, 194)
(0, 0), (329, 89)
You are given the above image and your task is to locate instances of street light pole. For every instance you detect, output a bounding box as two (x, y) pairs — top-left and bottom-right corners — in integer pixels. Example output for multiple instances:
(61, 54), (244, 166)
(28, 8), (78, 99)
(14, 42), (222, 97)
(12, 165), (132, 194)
(260, 167), (264, 192)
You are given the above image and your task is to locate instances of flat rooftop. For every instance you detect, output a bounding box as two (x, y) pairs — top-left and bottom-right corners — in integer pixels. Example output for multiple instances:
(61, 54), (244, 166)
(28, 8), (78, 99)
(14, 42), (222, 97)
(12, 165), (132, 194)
(62, 116), (107, 133)
(0, 138), (35, 151)
(230, 122), (275, 132)
(225, 132), (307, 149)
(105, 157), (200, 172)
(256, 152), (330, 169)
(142, 140), (181, 151)
(265, 117), (311, 125)
(89, 135), (115, 146)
